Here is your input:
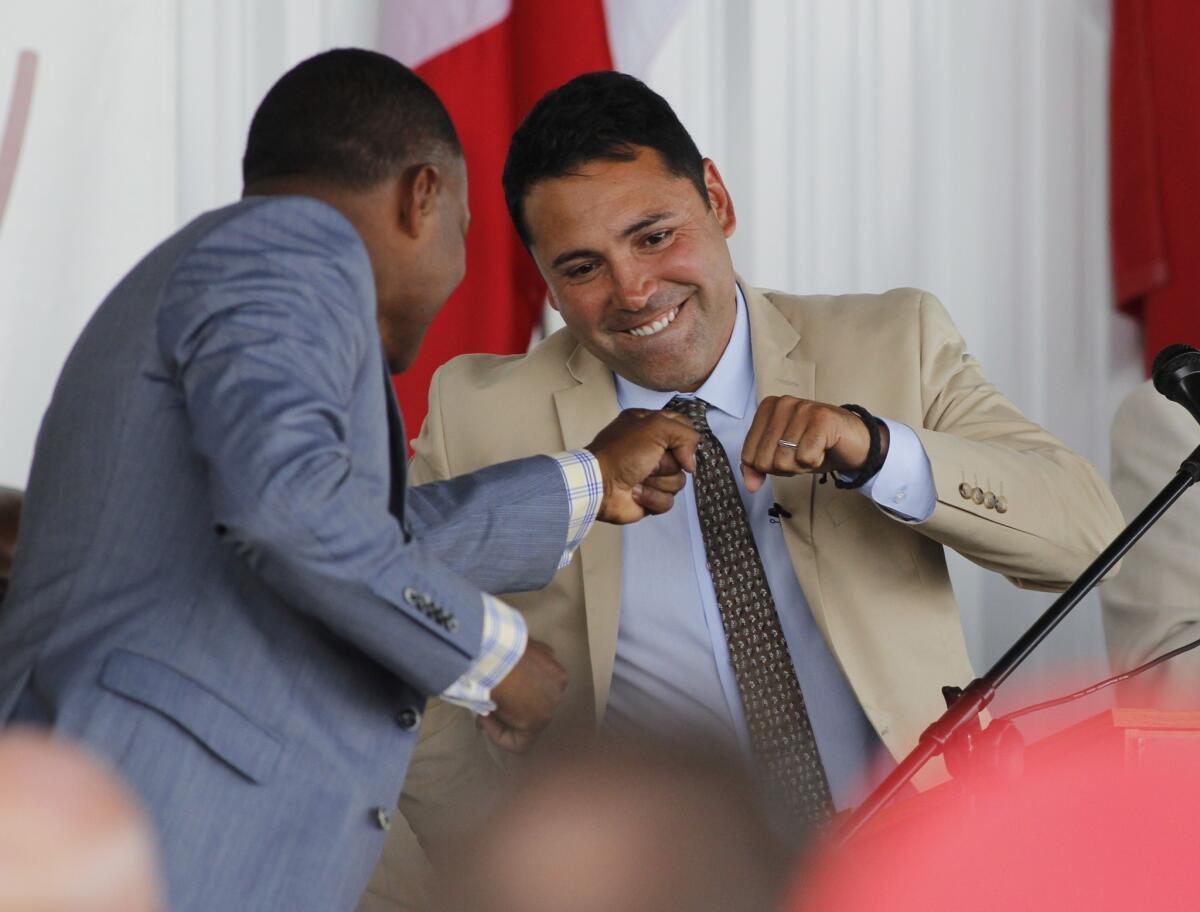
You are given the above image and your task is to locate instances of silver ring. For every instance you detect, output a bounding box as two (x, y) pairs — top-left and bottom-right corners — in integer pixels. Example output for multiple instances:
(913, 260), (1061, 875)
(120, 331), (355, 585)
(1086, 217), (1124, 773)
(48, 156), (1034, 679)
(777, 439), (799, 449)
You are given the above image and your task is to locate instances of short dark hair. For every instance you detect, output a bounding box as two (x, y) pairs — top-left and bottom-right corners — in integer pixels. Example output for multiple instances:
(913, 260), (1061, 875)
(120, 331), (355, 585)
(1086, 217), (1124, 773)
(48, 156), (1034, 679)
(243, 48), (461, 190)
(502, 71), (708, 246)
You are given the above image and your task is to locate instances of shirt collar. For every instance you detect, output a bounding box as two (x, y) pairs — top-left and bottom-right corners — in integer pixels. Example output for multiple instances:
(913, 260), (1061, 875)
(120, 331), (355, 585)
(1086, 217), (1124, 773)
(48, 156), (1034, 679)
(613, 283), (754, 419)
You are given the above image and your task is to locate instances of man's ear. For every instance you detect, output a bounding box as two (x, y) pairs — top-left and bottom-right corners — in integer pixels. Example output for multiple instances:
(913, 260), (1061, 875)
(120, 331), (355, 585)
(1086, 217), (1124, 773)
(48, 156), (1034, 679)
(397, 163), (441, 239)
(701, 158), (737, 238)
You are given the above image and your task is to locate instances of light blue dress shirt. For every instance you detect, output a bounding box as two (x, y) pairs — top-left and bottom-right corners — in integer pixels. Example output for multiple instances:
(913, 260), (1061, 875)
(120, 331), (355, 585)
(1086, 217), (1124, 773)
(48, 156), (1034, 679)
(604, 285), (936, 809)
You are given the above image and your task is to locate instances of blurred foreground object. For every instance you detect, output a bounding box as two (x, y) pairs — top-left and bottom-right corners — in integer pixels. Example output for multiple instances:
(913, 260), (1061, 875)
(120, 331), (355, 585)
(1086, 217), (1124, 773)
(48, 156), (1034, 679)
(792, 709), (1200, 911)
(0, 487), (20, 605)
(442, 738), (789, 912)
(1102, 380), (1200, 707)
(0, 729), (164, 912)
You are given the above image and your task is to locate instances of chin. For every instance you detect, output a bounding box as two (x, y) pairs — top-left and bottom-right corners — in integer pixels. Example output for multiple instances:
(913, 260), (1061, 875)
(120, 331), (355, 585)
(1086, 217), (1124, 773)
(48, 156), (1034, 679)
(635, 367), (708, 393)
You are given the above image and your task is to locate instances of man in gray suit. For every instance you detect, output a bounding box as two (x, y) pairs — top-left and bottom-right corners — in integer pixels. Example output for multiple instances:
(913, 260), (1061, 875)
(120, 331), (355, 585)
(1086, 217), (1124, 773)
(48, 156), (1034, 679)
(0, 50), (696, 912)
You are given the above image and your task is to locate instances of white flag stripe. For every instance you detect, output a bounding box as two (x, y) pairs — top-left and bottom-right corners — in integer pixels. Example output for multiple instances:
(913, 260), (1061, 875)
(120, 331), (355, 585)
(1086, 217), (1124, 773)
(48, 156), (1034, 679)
(381, 0), (512, 68)
(603, 0), (687, 78)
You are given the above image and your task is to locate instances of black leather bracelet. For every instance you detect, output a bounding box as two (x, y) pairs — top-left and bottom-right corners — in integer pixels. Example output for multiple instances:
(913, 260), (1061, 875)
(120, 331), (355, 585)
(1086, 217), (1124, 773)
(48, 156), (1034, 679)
(832, 404), (884, 489)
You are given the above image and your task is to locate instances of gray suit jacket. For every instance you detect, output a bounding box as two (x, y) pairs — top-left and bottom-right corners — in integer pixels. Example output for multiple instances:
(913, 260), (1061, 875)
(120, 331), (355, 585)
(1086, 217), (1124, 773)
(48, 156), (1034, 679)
(0, 196), (568, 912)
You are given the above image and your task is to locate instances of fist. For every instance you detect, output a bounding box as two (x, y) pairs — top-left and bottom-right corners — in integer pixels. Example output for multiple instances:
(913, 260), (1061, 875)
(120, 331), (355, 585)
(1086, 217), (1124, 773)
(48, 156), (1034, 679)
(740, 397), (889, 492)
(585, 409), (699, 524)
(481, 639), (568, 754)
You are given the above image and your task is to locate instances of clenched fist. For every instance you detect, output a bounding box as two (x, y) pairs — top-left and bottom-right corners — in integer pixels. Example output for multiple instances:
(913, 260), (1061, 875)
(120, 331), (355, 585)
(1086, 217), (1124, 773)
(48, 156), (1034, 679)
(740, 396), (889, 492)
(481, 638), (568, 754)
(585, 409), (699, 523)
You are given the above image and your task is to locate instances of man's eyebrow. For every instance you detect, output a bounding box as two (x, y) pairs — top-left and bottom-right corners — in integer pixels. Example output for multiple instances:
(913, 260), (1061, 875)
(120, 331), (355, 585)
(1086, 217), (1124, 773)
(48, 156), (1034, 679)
(550, 212), (677, 270)
(621, 211), (675, 239)
(552, 247), (599, 269)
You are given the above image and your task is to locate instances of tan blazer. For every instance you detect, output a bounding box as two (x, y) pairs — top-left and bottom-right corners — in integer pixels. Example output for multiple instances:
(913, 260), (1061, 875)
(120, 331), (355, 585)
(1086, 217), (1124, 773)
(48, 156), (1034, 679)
(1102, 380), (1200, 707)
(369, 286), (1122, 907)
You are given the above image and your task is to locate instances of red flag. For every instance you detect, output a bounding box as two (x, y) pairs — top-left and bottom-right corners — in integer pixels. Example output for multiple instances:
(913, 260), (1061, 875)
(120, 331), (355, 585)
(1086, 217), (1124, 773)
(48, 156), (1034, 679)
(1111, 0), (1200, 373)
(381, 1), (613, 448)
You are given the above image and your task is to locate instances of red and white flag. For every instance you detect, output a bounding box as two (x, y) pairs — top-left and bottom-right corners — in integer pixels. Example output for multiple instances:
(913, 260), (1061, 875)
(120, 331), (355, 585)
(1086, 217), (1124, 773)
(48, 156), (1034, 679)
(381, 0), (683, 444)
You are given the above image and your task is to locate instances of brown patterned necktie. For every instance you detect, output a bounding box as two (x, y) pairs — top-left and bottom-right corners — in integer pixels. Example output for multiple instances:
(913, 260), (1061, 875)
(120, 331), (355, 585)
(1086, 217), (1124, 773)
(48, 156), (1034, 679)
(667, 395), (834, 827)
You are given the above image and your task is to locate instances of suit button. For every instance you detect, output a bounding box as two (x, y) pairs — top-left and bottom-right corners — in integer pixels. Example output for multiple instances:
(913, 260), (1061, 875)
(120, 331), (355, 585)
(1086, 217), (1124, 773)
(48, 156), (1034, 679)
(983, 491), (997, 509)
(395, 706), (421, 731)
(995, 495), (1009, 514)
(972, 487), (985, 505)
(374, 807), (392, 831)
(958, 482), (973, 499)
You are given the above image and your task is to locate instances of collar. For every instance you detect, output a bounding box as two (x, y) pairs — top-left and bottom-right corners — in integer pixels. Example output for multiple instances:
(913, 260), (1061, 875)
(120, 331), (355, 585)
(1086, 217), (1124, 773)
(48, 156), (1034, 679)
(614, 283), (754, 419)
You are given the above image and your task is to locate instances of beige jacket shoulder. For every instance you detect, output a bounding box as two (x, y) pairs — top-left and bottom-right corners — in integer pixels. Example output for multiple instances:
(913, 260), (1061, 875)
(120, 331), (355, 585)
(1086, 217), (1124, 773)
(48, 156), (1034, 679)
(396, 285), (1122, 858)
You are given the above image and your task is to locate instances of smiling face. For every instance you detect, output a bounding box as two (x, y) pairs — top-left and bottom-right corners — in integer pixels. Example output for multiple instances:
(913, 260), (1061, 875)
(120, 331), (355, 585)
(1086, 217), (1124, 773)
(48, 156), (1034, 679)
(522, 147), (738, 392)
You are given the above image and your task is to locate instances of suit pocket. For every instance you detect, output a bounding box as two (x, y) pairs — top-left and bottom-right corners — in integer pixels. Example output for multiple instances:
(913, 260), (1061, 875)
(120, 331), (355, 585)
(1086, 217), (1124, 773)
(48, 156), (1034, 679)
(99, 649), (283, 784)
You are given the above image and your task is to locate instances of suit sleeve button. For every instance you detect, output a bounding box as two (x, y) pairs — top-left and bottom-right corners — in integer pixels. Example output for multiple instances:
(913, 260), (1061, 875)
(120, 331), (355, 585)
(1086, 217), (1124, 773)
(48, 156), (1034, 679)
(395, 707), (421, 731)
(995, 495), (1009, 514)
(446, 617), (460, 633)
(402, 587), (419, 605)
(374, 807), (392, 831)
(959, 482), (973, 499)
(972, 487), (985, 505)
(983, 491), (996, 509)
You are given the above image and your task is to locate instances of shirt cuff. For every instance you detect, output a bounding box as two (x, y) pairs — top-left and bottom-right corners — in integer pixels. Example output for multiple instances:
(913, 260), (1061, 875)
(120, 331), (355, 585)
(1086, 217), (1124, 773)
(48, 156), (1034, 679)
(855, 418), (936, 522)
(440, 593), (528, 716)
(550, 449), (603, 568)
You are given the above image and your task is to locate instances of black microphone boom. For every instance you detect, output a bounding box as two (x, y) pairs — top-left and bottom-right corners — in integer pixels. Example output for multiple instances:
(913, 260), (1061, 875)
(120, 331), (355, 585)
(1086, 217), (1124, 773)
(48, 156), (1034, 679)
(836, 342), (1200, 845)
(1151, 343), (1200, 425)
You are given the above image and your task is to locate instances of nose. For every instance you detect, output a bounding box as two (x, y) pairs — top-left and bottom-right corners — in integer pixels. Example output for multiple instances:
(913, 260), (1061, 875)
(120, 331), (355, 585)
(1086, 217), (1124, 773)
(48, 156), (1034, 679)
(610, 258), (656, 311)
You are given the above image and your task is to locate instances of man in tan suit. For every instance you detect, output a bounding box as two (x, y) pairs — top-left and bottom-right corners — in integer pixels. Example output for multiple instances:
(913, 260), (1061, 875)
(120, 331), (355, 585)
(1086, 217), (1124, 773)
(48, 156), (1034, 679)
(1103, 380), (1200, 708)
(361, 71), (1122, 909)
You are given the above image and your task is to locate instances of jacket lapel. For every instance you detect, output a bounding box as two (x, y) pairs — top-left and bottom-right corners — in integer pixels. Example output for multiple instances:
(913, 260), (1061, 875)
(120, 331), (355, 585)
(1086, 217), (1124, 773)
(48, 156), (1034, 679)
(381, 357), (410, 535)
(552, 343), (623, 724)
(743, 284), (829, 638)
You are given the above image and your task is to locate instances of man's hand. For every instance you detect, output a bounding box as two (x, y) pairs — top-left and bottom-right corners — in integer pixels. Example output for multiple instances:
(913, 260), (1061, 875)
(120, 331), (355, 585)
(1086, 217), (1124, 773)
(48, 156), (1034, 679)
(479, 639), (567, 754)
(585, 409), (699, 524)
(740, 396), (890, 492)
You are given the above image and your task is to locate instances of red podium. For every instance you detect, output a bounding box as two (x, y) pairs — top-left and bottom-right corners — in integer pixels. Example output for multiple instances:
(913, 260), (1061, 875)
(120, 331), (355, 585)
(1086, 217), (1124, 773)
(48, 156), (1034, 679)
(794, 709), (1200, 911)
(855, 707), (1200, 842)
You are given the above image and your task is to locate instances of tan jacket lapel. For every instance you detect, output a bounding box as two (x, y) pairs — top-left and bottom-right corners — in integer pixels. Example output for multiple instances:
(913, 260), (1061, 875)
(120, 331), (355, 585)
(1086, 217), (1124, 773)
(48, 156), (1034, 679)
(553, 343), (623, 723)
(743, 284), (830, 639)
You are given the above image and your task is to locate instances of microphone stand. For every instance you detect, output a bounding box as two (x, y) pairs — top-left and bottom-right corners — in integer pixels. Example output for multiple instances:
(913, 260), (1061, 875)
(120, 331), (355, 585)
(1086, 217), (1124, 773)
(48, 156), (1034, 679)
(835, 442), (1200, 846)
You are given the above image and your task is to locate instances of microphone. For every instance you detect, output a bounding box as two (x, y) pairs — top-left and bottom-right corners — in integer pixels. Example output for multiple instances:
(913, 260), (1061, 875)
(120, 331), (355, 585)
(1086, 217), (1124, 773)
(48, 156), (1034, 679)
(1152, 344), (1200, 426)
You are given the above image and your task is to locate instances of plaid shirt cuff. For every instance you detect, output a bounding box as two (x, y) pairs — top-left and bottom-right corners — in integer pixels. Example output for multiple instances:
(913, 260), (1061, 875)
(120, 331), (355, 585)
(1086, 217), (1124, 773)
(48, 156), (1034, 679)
(440, 593), (528, 716)
(551, 449), (602, 569)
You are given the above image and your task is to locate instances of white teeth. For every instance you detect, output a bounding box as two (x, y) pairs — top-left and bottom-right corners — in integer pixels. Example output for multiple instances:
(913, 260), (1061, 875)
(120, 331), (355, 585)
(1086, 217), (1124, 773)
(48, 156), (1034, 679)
(626, 306), (680, 337)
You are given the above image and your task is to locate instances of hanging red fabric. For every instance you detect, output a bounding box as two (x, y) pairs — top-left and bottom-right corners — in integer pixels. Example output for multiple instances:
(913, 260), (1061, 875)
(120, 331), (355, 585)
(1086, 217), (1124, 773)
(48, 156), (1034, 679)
(1111, 0), (1200, 373)
(390, 1), (613, 449)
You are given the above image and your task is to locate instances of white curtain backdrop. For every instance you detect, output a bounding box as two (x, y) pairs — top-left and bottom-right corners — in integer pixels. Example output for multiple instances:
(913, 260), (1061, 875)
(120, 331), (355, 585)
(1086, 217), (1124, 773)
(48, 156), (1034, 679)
(0, 0), (380, 490)
(1, 0), (1142, 729)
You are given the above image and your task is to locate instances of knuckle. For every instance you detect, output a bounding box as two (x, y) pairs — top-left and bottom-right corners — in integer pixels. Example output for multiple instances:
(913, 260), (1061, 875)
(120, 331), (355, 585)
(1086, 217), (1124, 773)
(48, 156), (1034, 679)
(799, 450), (823, 469)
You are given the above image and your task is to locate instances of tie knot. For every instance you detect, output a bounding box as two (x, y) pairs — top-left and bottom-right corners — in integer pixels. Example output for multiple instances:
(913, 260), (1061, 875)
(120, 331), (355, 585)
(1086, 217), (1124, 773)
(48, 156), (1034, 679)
(665, 395), (709, 427)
